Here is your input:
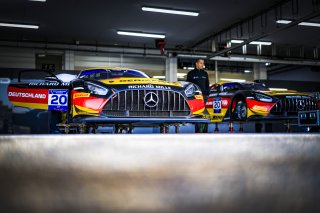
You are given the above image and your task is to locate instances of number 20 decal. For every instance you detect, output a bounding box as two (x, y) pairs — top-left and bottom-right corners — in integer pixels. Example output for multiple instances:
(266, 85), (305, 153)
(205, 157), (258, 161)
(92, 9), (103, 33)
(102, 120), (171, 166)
(214, 100), (221, 109)
(50, 95), (67, 105)
(48, 89), (68, 111)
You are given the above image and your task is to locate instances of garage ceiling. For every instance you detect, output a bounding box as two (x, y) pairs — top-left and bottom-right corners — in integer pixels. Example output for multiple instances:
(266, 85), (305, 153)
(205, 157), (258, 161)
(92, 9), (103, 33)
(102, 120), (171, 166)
(0, 0), (319, 63)
(0, 0), (284, 48)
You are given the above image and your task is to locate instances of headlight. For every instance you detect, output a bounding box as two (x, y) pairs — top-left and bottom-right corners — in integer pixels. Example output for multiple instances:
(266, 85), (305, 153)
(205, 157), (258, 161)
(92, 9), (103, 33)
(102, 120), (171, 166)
(185, 84), (202, 98)
(255, 93), (273, 102)
(87, 82), (108, 96)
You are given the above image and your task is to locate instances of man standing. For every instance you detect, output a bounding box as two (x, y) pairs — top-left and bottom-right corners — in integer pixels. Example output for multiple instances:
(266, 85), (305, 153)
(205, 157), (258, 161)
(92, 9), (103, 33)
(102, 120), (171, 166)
(186, 58), (210, 133)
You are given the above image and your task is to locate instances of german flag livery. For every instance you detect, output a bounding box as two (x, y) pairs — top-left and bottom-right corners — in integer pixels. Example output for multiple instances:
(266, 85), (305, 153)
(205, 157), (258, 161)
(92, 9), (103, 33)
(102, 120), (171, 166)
(7, 67), (206, 125)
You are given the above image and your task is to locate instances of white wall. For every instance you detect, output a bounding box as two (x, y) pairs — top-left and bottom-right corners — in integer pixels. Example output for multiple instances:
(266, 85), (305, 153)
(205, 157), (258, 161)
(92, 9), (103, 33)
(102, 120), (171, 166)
(0, 47), (165, 73)
(0, 48), (36, 69)
(74, 52), (165, 72)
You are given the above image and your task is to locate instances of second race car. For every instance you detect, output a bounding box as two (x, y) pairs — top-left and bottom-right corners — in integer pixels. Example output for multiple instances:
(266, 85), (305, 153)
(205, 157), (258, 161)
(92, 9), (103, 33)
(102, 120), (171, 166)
(206, 82), (320, 122)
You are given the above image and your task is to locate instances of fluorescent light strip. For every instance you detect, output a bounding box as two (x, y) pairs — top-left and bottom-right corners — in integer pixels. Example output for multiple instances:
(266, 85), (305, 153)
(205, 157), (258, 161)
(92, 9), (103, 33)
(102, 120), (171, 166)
(276, 19), (320, 27)
(29, 0), (46, 2)
(231, 39), (244, 44)
(178, 54), (207, 58)
(299, 22), (320, 27)
(153, 76), (166, 79)
(142, 7), (199, 16)
(182, 67), (194, 70)
(276, 19), (292, 24)
(0, 22), (39, 29)
(269, 88), (288, 91)
(231, 39), (271, 45)
(249, 41), (272, 46)
(177, 73), (187, 77)
(220, 78), (246, 83)
(117, 31), (165, 38)
(244, 70), (252, 73)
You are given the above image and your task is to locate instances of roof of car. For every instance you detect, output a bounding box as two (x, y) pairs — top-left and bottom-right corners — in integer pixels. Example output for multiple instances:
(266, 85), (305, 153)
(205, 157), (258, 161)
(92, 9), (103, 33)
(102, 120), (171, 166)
(216, 81), (256, 85)
(81, 67), (137, 71)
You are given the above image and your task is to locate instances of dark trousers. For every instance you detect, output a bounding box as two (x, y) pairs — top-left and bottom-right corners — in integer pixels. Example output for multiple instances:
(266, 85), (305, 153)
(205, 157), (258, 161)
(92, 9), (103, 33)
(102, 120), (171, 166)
(195, 122), (208, 133)
(195, 95), (208, 133)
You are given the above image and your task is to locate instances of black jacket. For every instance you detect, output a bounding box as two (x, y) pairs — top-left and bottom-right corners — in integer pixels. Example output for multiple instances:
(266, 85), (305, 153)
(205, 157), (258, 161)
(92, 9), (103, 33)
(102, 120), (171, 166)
(186, 69), (210, 96)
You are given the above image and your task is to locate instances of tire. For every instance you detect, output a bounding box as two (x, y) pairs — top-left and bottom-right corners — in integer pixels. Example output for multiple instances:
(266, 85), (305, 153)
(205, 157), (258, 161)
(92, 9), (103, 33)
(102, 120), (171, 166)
(234, 100), (247, 121)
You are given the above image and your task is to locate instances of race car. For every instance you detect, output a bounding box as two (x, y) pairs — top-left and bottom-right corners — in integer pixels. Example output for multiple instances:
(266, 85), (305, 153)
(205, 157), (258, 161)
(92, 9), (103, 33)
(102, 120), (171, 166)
(206, 82), (320, 123)
(7, 67), (206, 132)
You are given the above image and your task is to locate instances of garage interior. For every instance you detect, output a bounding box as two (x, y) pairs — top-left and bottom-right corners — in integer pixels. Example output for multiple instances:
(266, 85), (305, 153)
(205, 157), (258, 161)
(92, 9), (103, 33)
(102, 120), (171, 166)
(0, 0), (320, 212)
(0, 0), (320, 133)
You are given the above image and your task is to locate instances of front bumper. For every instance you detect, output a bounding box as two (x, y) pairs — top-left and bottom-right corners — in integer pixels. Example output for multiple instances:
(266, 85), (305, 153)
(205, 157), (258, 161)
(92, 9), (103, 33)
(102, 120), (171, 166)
(75, 116), (210, 125)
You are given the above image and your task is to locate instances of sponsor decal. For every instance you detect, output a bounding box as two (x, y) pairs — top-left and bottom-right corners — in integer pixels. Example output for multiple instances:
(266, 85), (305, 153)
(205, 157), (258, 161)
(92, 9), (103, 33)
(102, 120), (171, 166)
(213, 97), (222, 113)
(128, 85), (172, 90)
(252, 105), (269, 112)
(285, 95), (309, 99)
(120, 79), (159, 83)
(211, 116), (224, 120)
(8, 91), (46, 99)
(73, 93), (90, 99)
(48, 89), (68, 111)
(28, 82), (70, 87)
(8, 87), (48, 104)
(222, 99), (229, 107)
(195, 95), (203, 100)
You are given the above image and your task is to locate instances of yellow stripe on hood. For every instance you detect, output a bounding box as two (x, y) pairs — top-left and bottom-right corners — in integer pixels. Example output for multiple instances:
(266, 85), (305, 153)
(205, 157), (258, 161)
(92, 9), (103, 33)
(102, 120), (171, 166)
(99, 78), (182, 86)
(261, 90), (308, 96)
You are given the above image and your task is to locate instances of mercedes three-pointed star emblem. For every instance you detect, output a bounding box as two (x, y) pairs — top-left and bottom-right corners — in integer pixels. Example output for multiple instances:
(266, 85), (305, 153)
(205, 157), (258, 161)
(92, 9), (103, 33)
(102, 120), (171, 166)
(296, 99), (306, 111)
(144, 92), (159, 108)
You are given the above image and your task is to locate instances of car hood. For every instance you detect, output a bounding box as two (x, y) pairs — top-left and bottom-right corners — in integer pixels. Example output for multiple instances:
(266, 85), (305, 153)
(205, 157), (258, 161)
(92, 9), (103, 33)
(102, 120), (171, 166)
(99, 78), (183, 87)
(260, 90), (309, 97)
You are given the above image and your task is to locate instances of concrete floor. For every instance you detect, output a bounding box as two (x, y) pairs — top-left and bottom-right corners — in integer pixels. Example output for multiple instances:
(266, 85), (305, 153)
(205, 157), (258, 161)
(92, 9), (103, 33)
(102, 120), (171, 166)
(0, 134), (320, 213)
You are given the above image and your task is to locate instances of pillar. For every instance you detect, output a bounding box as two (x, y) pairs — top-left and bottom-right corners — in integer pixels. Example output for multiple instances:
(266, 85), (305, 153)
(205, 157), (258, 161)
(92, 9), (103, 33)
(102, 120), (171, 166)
(253, 63), (267, 81)
(165, 56), (177, 82)
(64, 50), (75, 70)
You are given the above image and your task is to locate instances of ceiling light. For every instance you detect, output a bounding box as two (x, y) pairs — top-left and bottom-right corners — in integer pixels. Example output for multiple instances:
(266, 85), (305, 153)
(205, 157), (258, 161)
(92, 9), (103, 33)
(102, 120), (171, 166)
(299, 22), (320, 27)
(182, 66), (194, 70)
(220, 78), (246, 83)
(231, 39), (244, 44)
(177, 73), (187, 77)
(117, 31), (165, 38)
(142, 7), (199, 16)
(276, 19), (292, 24)
(29, 0), (46, 2)
(244, 70), (252, 73)
(276, 19), (320, 27)
(265, 62), (271, 66)
(249, 41), (272, 46)
(178, 54), (207, 58)
(269, 88), (288, 91)
(0, 22), (39, 29)
(230, 39), (271, 45)
(153, 75), (166, 79)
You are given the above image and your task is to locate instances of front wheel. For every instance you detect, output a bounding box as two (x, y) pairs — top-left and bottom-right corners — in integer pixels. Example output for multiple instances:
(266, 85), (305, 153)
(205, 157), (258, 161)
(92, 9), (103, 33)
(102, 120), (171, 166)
(234, 100), (247, 121)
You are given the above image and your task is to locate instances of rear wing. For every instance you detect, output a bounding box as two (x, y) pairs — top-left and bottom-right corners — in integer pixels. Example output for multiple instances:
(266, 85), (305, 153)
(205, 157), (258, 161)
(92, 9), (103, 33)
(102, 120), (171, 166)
(17, 69), (63, 83)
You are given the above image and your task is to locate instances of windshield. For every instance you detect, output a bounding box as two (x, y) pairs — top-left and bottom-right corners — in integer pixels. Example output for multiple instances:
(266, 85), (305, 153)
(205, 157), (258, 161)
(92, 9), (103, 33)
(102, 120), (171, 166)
(79, 69), (150, 80)
(241, 83), (269, 91)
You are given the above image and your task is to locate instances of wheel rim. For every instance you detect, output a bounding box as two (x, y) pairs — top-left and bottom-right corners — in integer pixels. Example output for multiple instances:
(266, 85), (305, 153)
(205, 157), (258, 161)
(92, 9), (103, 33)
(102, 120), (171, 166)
(240, 104), (247, 119)
(237, 101), (247, 120)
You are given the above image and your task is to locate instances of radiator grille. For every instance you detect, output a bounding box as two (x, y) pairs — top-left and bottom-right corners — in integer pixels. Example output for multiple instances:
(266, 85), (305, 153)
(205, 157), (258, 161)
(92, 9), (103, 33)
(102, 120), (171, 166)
(103, 90), (191, 117)
(271, 96), (318, 114)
